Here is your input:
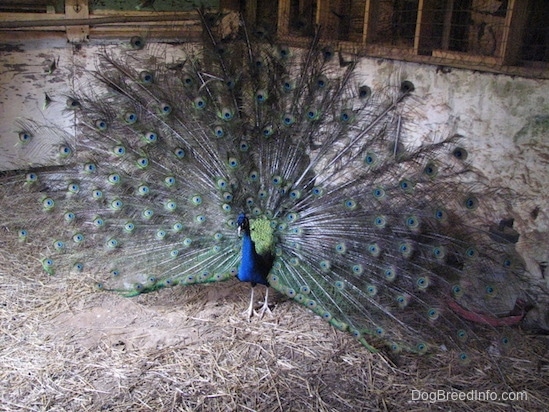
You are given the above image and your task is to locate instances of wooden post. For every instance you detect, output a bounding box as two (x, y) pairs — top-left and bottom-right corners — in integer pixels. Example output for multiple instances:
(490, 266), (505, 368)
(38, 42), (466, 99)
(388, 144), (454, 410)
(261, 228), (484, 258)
(65, 0), (89, 43)
(363, 0), (379, 44)
(415, 0), (438, 55)
(500, 0), (529, 65)
(278, 0), (290, 35)
(441, 0), (454, 50)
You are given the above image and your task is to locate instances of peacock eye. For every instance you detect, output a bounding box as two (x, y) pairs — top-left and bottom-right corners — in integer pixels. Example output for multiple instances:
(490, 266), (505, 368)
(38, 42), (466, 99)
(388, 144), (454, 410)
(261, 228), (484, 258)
(130, 36), (144, 49)
(124, 112), (138, 124)
(18, 131), (32, 143)
(139, 71), (154, 83)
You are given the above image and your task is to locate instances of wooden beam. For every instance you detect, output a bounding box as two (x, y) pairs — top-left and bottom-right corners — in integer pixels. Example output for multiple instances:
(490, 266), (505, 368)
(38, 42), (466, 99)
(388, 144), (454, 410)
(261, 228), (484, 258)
(0, 12), (199, 29)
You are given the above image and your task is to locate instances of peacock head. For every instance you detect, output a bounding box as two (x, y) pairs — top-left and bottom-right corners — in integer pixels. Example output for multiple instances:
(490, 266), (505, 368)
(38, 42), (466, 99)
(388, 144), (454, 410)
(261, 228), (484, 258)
(237, 213), (249, 236)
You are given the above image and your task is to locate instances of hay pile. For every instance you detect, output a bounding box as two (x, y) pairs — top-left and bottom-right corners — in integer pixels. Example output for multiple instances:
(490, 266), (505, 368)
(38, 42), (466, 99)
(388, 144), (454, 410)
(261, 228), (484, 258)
(1, 250), (547, 411)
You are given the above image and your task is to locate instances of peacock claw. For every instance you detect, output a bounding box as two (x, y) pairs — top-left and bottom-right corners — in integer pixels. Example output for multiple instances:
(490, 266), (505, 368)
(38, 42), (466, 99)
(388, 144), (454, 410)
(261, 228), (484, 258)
(254, 304), (272, 320)
(244, 307), (254, 322)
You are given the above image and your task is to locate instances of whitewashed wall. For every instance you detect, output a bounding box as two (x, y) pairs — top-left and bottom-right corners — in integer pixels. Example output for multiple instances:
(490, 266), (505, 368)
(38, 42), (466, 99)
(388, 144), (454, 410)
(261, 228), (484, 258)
(0, 39), (73, 169)
(352, 58), (549, 286)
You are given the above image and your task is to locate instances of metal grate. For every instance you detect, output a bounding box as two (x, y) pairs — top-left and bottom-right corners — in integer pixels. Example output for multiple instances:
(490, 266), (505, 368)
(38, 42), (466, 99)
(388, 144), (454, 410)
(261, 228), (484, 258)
(276, 0), (548, 77)
(521, 0), (549, 63)
(0, 1), (60, 13)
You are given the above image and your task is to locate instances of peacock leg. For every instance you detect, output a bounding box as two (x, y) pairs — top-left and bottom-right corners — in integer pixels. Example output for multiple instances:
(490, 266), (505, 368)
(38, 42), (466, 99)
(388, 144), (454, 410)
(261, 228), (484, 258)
(254, 286), (272, 319)
(245, 286), (255, 321)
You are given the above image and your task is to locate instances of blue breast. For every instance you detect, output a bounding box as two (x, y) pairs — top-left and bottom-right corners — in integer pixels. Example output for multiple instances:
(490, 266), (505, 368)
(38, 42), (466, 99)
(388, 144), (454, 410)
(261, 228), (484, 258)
(237, 232), (270, 286)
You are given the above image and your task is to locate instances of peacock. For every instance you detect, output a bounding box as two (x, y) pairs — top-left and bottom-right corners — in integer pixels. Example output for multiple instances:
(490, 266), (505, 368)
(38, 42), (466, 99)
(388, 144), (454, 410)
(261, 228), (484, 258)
(0, 9), (535, 363)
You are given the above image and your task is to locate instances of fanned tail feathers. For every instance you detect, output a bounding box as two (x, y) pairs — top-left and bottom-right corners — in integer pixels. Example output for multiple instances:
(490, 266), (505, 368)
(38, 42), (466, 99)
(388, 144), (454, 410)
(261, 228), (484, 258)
(0, 10), (529, 362)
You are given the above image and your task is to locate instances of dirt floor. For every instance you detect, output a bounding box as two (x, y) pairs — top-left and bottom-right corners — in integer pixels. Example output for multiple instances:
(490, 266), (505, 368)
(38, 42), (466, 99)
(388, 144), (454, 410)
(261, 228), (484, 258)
(1, 253), (548, 412)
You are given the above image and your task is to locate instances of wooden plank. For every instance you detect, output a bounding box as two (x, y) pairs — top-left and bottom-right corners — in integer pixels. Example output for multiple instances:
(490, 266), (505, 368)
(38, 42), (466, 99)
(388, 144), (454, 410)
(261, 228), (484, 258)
(431, 49), (499, 65)
(0, 10), (202, 42)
